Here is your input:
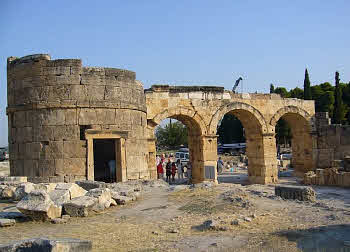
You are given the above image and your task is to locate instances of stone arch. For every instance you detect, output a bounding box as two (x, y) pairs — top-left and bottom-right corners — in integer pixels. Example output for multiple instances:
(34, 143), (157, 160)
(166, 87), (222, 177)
(270, 106), (314, 176)
(270, 106), (312, 127)
(147, 107), (208, 184)
(150, 106), (207, 136)
(209, 102), (268, 135)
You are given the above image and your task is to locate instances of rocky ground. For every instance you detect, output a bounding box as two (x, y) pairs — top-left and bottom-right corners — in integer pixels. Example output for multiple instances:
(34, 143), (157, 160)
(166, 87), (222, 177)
(1, 162), (350, 251)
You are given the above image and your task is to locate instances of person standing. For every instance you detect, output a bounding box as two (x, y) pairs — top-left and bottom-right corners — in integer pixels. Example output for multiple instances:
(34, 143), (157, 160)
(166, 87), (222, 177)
(157, 159), (164, 179)
(165, 158), (172, 182)
(176, 159), (183, 180)
(217, 157), (224, 174)
(171, 162), (177, 183)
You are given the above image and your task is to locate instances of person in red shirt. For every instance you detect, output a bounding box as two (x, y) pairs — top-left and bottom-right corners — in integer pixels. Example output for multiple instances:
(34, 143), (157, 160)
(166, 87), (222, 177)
(171, 162), (177, 183)
(157, 160), (164, 179)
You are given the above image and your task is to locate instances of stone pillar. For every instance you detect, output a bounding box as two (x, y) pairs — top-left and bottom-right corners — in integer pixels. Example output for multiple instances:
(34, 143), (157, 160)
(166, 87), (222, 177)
(292, 132), (313, 176)
(247, 133), (278, 184)
(189, 134), (218, 184)
(147, 137), (157, 179)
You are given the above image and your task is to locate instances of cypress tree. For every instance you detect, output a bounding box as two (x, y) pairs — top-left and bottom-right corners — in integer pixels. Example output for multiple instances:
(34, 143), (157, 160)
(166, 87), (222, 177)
(333, 71), (344, 124)
(270, 84), (275, 93)
(303, 68), (312, 100)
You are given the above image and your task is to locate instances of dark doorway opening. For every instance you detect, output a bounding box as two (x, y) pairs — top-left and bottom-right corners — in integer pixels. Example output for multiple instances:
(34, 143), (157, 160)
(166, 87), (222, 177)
(93, 139), (116, 182)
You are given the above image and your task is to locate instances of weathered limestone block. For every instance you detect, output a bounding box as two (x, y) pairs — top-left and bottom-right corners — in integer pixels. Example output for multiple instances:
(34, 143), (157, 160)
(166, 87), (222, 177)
(0, 176), (27, 183)
(16, 190), (62, 221)
(14, 182), (36, 201)
(49, 189), (71, 206)
(55, 183), (87, 199)
(86, 188), (112, 210)
(75, 180), (107, 191)
(0, 238), (92, 252)
(275, 185), (316, 202)
(0, 185), (16, 199)
(63, 196), (98, 217)
(113, 195), (133, 205)
(0, 219), (16, 227)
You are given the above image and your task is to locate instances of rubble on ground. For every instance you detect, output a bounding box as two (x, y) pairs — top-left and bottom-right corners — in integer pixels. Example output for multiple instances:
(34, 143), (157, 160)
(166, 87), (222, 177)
(303, 168), (350, 187)
(0, 177), (144, 222)
(0, 238), (92, 252)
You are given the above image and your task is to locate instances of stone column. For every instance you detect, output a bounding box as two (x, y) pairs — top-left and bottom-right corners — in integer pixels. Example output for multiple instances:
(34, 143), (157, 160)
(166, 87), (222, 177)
(246, 133), (278, 184)
(189, 134), (218, 184)
(292, 132), (313, 176)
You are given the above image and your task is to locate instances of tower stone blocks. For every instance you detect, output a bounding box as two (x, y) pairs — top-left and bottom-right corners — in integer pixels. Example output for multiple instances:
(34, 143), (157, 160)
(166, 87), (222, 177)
(7, 54), (149, 183)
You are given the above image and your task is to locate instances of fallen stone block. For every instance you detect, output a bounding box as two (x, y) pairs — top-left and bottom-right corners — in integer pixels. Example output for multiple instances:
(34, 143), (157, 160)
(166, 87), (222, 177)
(0, 185), (16, 199)
(275, 185), (316, 202)
(49, 189), (71, 206)
(63, 196), (98, 217)
(0, 238), (92, 252)
(86, 188), (112, 210)
(55, 183), (87, 199)
(16, 190), (62, 221)
(14, 183), (35, 201)
(0, 176), (27, 183)
(112, 195), (133, 205)
(75, 180), (106, 191)
(0, 218), (16, 227)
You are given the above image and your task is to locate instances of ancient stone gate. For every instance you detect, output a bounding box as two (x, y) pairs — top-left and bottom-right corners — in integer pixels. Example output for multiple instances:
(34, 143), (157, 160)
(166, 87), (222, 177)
(146, 85), (315, 184)
(7, 54), (316, 184)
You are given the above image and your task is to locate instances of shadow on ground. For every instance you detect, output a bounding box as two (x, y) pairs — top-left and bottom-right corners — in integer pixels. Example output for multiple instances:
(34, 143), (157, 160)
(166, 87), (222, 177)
(275, 224), (350, 252)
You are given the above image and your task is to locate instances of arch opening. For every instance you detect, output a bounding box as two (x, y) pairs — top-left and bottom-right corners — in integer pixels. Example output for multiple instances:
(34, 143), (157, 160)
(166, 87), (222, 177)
(216, 108), (276, 184)
(274, 112), (313, 176)
(148, 111), (206, 184)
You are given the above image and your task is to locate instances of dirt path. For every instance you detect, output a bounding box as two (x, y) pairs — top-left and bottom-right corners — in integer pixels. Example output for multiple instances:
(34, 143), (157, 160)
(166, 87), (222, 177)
(1, 177), (350, 251)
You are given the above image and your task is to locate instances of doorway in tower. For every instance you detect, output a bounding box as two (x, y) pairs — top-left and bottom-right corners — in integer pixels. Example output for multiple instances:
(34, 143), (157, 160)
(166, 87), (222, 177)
(93, 139), (116, 183)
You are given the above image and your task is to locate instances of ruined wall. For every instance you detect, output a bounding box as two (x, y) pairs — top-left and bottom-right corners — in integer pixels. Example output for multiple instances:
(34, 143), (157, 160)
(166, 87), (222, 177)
(7, 54), (149, 183)
(314, 112), (350, 169)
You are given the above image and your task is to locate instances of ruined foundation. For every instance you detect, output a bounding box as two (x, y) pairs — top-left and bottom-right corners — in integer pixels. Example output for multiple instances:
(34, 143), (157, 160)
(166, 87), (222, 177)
(7, 54), (150, 183)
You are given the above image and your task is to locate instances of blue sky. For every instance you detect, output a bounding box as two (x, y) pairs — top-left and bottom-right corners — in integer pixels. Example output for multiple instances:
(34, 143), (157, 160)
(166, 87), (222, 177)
(0, 0), (349, 146)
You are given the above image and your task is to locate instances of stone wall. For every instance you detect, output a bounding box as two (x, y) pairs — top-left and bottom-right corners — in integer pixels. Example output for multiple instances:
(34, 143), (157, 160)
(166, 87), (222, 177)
(7, 54), (149, 183)
(314, 112), (350, 169)
(303, 168), (350, 187)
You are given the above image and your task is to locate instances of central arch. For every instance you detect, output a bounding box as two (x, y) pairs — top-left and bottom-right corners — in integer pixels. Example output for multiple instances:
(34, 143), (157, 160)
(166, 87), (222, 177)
(210, 102), (277, 184)
(148, 106), (208, 183)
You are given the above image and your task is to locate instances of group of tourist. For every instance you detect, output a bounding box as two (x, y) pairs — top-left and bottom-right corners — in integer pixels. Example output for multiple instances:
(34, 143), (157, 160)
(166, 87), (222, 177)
(156, 154), (191, 184)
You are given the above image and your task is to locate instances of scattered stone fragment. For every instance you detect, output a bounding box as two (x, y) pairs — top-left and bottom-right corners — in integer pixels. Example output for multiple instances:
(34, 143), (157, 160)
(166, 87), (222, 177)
(244, 217), (252, 222)
(152, 231), (159, 235)
(51, 218), (68, 224)
(63, 196), (98, 217)
(86, 188), (112, 210)
(0, 238), (92, 252)
(0, 218), (15, 227)
(231, 220), (240, 225)
(16, 190), (62, 221)
(55, 183), (87, 199)
(169, 229), (179, 233)
(113, 195), (133, 205)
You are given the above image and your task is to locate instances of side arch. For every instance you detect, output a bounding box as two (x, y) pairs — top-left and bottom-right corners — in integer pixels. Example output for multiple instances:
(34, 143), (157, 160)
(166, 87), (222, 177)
(149, 106), (207, 136)
(209, 102), (268, 135)
(270, 106), (312, 127)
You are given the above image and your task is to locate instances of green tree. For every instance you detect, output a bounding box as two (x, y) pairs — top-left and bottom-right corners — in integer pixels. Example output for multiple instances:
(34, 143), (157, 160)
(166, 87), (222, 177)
(270, 84), (275, 94)
(217, 114), (245, 144)
(290, 87), (304, 99)
(274, 87), (290, 98)
(333, 72), (347, 124)
(303, 68), (312, 100)
(275, 119), (292, 146)
(155, 121), (188, 148)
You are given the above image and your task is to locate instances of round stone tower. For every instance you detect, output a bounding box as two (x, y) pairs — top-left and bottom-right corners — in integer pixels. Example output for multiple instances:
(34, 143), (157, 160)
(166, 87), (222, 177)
(7, 54), (153, 183)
